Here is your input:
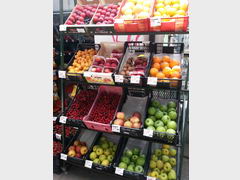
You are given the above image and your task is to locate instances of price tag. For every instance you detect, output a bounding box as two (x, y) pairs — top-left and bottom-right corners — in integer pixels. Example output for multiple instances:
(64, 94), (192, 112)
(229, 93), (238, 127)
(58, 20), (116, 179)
(147, 77), (157, 86)
(53, 117), (57, 121)
(56, 134), (61, 140)
(112, 125), (120, 133)
(150, 17), (161, 27)
(59, 116), (67, 124)
(83, 72), (91, 77)
(115, 19), (124, 24)
(59, 25), (67, 31)
(147, 176), (156, 180)
(77, 28), (85, 33)
(60, 153), (67, 161)
(84, 160), (93, 169)
(58, 70), (66, 79)
(114, 75), (124, 83)
(130, 76), (140, 84)
(115, 167), (124, 176)
(143, 129), (153, 137)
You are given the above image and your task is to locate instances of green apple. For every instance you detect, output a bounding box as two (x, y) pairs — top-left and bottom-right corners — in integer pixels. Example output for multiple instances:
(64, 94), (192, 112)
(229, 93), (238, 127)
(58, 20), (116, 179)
(162, 148), (170, 156)
(159, 105), (168, 112)
(125, 150), (133, 158)
(145, 118), (154, 127)
(162, 144), (170, 149)
(109, 142), (114, 147)
(156, 160), (164, 169)
(150, 160), (157, 169)
(168, 169), (176, 180)
(163, 112), (168, 116)
(162, 155), (169, 162)
(136, 157), (145, 166)
(169, 157), (176, 166)
(134, 165), (143, 173)
(139, 154), (146, 159)
(150, 171), (159, 178)
(90, 152), (97, 160)
(93, 145), (100, 152)
(160, 169), (166, 174)
(112, 145), (117, 152)
(99, 136), (107, 143)
(148, 107), (156, 115)
(93, 158), (100, 164)
(99, 154), (106, 162)
(101, 142), (109, 149)
(101, 159), (109, 166)
(153, 168), (160, 173)
(168, 111), (177, 120)
(148, 116), (156, 121)
(154, 149), (162, 157)
(132, 148), (140, 155)
(167, 121), (177, 130)
(107, 155), (113, 162)
(96, 147), (103, 156)
(166, 129), (176, 135)
(147, 126), (155, 131)
(119, 162), (127, 169)
(159, 172), (168, 180)
(104, 149), (111, 156)
(131, 155), (138, 162)
(127, 164), (135, 172)
(156, 126), (166, 133)
(162, 115), (171, 125)
(129, 162), (135, 166)
(151, 100), (160, 108)
(151, 154), (158, 161)
(163, 162), (172, 172)
(169, 148), (177, 156)
(168, 108), (176, 113)
(167, 101), (176, 109)
(155, 111), (163, 119)
(154, 120), (164, 128)
(121, 156), (130, 165)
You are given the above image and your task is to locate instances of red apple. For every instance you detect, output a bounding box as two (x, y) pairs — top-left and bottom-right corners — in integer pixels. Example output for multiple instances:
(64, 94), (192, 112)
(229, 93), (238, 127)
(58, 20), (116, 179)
(96, 67), (102, 72)
(95, 13), (101, 17)
(130, 116), (140, 123)
(75, 146), (81, 153)
(107, 8), (112, 12)
(75, 153), (81, 158)
(116, 112), (125, 120)
(113, 119), (124, 126)
(93, 17), (99, 23)
(124, 121), (132, 128)
(101, 10), (106, 15)
(111, 9), (117, 14)
(132, 112), (141, 119)
(111, 63), (117, 68)
(91, 67), (96, 72)
(80, 13), (86, 18)
(105, 62), (111, 67)
(72, 13), (78, 19)
(110, 13), (115, 17)
(132, 122), (141, 128)
(76, 20), (82, 25)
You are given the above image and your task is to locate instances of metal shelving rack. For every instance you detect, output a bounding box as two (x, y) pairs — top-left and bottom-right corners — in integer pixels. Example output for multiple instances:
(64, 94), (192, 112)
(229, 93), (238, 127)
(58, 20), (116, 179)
(55, 0), (189, 179)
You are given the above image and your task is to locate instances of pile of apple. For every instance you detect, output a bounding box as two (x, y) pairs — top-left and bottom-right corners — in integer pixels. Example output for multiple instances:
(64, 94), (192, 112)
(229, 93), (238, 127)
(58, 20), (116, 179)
(65, 4), (98, 25)
(119, 0), (152, 20)
(118, 147), (146, 173)
(67, 140), (88, 158)
(89, 136), (118, 166)
(92, 4), (120, 24)
(147, 144), (177, 180)
(53, 141), (62, 156)
(91, 56), (119, 73)
(113, 112), (142, 129)
(119, 54), (148, 76)
(145, 100), (178, 136)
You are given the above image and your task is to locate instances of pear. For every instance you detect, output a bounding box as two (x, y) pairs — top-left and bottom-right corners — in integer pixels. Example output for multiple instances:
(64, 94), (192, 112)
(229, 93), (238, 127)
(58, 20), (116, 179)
(168, 169), (177, 180)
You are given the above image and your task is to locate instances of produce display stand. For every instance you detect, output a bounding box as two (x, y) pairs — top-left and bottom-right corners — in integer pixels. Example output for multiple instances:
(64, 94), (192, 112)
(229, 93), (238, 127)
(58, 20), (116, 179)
(55, 0), (189, 179)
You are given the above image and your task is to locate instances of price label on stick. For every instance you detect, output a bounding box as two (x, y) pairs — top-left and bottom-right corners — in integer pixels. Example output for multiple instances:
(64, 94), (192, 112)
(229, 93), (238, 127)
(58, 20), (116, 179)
(53, 117), (57, 121)
(143, 129), (153, 137)
(60, 153), (67, 161)
(112, 125), (120, 133)
(147, 176), (156, 180)
(130, 76), (140, 84)
(84, 160), (93, 169)
(115, 167), (124, 176)
(59, 25), (67, 31)
(147, 77), (157, 86)
(56, 134), (61, 140)
(59, 116), (67, 124)
(114, 75), (124, 83)
(58, 70), (66, 79)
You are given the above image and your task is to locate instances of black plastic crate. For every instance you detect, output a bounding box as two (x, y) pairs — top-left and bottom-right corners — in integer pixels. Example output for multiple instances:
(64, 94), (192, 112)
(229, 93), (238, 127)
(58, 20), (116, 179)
(147, 43), (184, 90)
(113, 137), (151, 180)
(85, 132), (125, 173)
(114, 42), (153, 87)
(66, 43), (101, 82)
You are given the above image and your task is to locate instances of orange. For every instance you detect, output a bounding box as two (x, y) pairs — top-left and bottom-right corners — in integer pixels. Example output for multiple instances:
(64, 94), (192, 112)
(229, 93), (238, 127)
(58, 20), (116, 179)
(170, 71), (181, 78)
(169, 59), (180, 68)
(172, 65), (181, 72)
(162, 67), (172, 77)
(160, 62), (169, 70)
(162, 56), (171, 63)
(153, 56), (162, 64)
(152, 63), (161, 70)
(156, 72), (165, 79)
(150, 68), (159, 77)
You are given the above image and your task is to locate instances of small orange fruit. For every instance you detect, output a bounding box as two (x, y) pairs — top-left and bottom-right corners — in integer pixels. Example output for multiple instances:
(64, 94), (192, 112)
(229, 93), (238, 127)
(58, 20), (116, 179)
(170, 71), (181, 78)
(172, 65), (181, 72)
(153, 56), (162, 64)
(160, 62), (170, 70)
(152, 63), (161, 70)
(162, 56), (171, 63)
(162, 67), (172, 77)
(150, 68), (159, 77)
(169, 59), (180, 68)
(156, 72), (165, 79)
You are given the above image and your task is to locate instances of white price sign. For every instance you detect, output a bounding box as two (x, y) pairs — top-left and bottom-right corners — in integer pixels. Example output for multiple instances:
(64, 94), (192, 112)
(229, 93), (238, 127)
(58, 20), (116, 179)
(53, 117), (57, 121)
(130, 76), (140, 84)
(112, 125), (121, 133)
(115, 167), (124, 176)
(58, 70), (66, 79)
(77, 28), (85, 33)
(147, 77), (157, 86)
(59, 116), (67, 124)
(150, 17), (161, 27)
(56, 134), (61, 140)
(84, 160), (93, 169)
(143, 129), (153, 137)
(115, 19), (124, 23)
(147, 176), (156, 180)
(60, 153), (67, 161)
(114, 75), (124, 83)
(59, 25), (67, 31)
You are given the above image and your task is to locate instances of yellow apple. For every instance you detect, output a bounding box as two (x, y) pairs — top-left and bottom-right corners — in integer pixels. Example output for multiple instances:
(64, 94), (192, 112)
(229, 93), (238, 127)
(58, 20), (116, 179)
(143, 1), (151, 8)
(136, 0), (144, 5)
(176, 9), (186, 16)
(172, 3), (180, 10)
(137, 12), (149, 19)
(128, 0), (138, 3)
(156, 0), (164, 4)
(164, 0), (172, 6)
(155, 3), (165, 9)
(157, 8), (167, 15)
(143, 7), (150, 13)
(124, 8), (133, 15)
(154, 11), (161, 17)
(167, 7), (177, 17)
(133, 4), (144, 14)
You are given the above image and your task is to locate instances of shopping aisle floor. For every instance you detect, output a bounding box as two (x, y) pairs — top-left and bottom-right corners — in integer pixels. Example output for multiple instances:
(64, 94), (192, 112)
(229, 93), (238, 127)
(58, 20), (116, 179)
(54, 143), (189, 180)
